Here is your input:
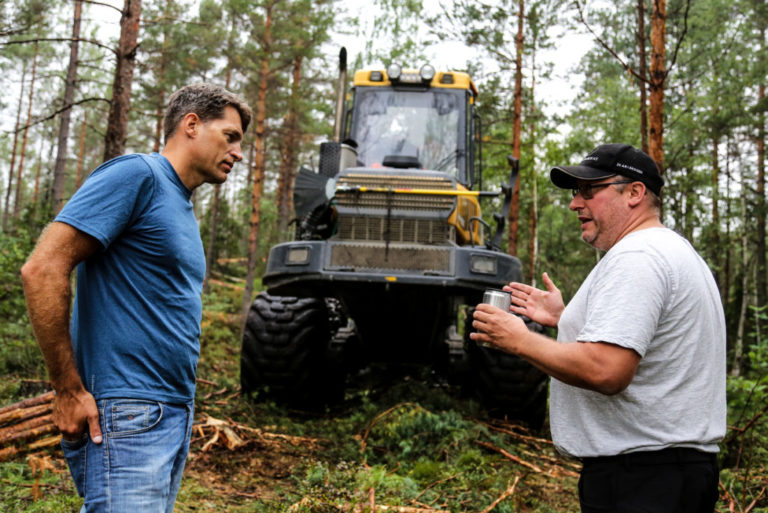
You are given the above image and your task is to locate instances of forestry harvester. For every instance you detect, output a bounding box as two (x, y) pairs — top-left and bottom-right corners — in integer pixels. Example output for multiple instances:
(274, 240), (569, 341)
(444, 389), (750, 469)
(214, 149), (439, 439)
(240, 50), (547, 426)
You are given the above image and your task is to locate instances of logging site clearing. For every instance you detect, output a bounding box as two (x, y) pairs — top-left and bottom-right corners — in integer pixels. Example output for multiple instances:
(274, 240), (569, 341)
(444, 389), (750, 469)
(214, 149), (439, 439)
(0, 282), (763, 512)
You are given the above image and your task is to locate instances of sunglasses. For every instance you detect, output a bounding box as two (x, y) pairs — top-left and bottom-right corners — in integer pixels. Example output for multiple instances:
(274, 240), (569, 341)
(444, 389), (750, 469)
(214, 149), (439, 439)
(571, 180), (634, 199)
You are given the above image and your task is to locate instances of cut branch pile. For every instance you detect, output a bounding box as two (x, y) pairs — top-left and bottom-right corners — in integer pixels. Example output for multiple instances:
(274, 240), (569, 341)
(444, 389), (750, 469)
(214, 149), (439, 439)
(479, 419), (582, 479)
(192, 412), (322, 454)
(0, 391), (60, 462)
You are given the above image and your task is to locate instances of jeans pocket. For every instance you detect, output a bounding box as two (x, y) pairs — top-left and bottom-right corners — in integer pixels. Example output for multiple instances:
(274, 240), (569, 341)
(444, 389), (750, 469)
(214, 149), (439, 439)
(108, 400), (163, 437)
(60, 433), (89, 497)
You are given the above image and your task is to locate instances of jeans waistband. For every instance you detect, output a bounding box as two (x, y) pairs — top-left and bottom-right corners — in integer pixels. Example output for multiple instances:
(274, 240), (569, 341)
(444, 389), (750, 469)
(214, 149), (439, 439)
(581, 447), (717, 467)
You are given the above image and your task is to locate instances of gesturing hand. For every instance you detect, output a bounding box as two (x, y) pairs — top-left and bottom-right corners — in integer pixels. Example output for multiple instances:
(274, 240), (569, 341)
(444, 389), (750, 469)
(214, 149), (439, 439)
(505, 272), (564, 328)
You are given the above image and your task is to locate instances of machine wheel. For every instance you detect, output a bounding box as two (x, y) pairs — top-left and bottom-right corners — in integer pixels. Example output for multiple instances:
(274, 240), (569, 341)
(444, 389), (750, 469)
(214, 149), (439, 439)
(465, 310), (548, 429)
(240, 292), (343, 407)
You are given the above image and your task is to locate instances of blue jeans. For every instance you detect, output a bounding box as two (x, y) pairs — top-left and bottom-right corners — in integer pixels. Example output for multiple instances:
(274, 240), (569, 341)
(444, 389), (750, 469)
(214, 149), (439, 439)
(60, 399), (194, 513)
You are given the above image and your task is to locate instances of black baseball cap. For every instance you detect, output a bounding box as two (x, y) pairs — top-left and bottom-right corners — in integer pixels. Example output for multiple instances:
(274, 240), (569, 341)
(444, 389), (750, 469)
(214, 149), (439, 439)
(550, 143), (664, 196)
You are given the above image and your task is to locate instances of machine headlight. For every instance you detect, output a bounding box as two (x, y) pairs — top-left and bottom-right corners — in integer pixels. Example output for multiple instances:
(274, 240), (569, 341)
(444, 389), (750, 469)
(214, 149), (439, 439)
(420, 64), (436, 81)
(286, 246), (310, 265)
(386, 63), (402, 81)
(470, 254), (497, 275)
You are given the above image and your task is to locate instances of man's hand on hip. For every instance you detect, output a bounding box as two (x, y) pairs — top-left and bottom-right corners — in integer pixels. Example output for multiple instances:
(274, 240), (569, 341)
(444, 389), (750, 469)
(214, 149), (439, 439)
(54, 388), (103, 444)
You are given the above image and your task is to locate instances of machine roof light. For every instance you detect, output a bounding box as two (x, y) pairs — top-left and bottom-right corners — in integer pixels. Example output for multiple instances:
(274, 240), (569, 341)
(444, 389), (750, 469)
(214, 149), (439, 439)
(420, 64), (436, 81)
(386, 63), (402, 81)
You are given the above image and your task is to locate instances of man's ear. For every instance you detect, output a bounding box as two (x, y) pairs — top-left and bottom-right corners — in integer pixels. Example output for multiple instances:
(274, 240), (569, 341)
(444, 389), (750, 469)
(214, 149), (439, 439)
(180, 112), (201, 138)
(627, 182), (646, 207)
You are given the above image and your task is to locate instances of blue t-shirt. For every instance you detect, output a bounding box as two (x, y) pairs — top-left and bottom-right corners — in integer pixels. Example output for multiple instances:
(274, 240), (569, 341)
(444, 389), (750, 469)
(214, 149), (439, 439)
(56, 153), (205, 404)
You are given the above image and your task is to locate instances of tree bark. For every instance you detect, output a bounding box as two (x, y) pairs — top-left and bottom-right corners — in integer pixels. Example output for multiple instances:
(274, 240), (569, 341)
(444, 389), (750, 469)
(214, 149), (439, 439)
(13, 41), (39, 219)
(508, 0), (524, 256)
(75, 113), (88, 190)
(637, 0), (649, 153)
(2, 61), (26, 231)
(754, 30), (766, 308)
(151, 0), (169, 154)
(277, 54), (303, 235)
(52, 1), (82, 212)
(203, 185), (221, 294)
(731, 160), (750, 377)
(648, 0), (666, 170)
(527, 34), (538, 285)
(711, 135), (721, 288)
(241, 2), (273, 332)
(103, 0), (141, 162)
(204, 14), (238, 294)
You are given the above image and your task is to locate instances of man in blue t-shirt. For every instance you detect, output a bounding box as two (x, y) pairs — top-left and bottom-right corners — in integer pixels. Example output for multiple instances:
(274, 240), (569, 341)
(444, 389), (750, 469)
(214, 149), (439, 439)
(21, 83), (251, 512)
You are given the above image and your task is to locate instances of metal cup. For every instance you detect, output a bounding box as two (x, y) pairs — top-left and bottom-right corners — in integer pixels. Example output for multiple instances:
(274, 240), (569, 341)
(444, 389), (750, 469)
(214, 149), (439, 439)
(475, 289), (511, 348)
(482, 289), (511, 311)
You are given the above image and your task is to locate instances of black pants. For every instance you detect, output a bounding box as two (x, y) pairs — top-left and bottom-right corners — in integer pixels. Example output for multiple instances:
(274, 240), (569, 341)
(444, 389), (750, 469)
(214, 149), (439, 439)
(578, 448), (719, 513)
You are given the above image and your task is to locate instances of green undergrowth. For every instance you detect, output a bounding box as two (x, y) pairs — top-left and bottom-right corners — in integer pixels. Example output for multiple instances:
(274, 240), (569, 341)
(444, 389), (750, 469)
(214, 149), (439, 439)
(1, 281), (766, 512)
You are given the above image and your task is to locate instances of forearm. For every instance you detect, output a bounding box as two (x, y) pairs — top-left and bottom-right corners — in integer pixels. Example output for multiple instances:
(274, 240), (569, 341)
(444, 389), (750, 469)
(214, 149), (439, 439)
(504, 331), (638, 395)
(21, 264), (84, 393)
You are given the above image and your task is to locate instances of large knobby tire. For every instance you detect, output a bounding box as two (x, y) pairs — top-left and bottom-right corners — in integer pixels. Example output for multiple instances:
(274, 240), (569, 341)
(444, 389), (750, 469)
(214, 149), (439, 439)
(240, 293), (342, 407)
(465, 311), (549, 429)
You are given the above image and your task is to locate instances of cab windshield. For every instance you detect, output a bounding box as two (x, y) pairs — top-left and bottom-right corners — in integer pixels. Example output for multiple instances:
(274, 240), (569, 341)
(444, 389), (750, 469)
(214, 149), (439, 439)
(349, 87), (466, 179)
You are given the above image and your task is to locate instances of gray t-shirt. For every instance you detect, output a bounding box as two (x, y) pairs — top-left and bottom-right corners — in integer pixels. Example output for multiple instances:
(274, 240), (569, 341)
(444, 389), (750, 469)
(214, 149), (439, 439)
(550, 227), (726, 458)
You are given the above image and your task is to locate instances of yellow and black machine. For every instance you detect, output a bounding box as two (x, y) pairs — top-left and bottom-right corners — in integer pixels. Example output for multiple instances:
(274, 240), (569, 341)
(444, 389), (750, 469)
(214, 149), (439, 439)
(241, 49), (547, 427)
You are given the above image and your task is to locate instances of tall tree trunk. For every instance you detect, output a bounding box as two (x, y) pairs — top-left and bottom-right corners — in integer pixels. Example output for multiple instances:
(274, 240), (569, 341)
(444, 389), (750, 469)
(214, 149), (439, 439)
(527, 36), (538, 286)
(52, 0), (82, 212)
(75, 113), (88, 190)
(731, 159), (750, 377)
(637, 0), (649, 153)
(103, 0), (141, 162)
(204, 16), (238, 294)
(648, 0), (666, 170)
(277, 54), (303, 235)
(241, 2), (273, 332)
(711, 135), (721, 288)
(723, 136), (733, 308)
(754, 25), (766, 308)
(13, 41), (39, 219)
(33, 137), (44, 207)
(151, 0), (169, 153)
(508, 0), (524, 256)
(3, 61), (26, 231)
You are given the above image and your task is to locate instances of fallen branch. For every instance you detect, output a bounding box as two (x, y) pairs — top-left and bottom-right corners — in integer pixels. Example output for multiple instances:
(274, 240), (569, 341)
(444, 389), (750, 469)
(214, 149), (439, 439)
(28, 435), (62, 450)
(0, 446), (19, 462)
(744, 487), (766, 513)
(480, 476), (520, 513)
(360, 403), (424, 454)
(0, 414), (54, 441)
(0, 403), (53, 427)
(192, 413), (321, 454)
(483, 421), (553, 446)
(475, 440), (543, 473)
(0, 422), (57, 446)
(0, 391), (54, 416)
(345, 505), (451, 513)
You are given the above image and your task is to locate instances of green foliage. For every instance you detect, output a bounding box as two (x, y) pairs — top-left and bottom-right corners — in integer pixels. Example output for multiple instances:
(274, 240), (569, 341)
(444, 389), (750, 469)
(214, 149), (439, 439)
(0, 460), (82, 512)
(0, 227), (42, 377)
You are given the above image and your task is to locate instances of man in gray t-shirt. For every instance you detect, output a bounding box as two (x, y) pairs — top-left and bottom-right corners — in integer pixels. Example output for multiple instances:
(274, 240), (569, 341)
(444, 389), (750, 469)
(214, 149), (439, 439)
(471, 143), (725, 513)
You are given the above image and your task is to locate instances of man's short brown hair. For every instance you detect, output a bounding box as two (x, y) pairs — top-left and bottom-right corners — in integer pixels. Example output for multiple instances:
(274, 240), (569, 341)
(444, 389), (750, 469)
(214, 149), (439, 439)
(164, 83), (252, 142)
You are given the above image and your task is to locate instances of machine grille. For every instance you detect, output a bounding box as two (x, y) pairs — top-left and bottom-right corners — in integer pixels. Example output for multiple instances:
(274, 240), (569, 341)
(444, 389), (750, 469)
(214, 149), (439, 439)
(328, 242), (452, 273)
(335, 173), (456, 211)
(337, 217), (454, 243)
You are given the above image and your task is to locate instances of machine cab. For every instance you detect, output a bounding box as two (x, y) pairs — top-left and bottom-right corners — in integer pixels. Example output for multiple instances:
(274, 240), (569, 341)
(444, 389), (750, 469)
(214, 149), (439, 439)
(345, 65), (478, 188)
